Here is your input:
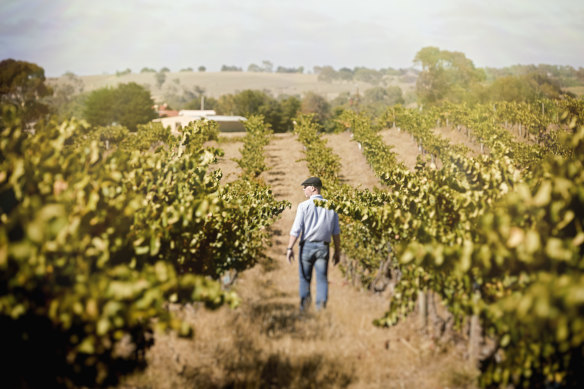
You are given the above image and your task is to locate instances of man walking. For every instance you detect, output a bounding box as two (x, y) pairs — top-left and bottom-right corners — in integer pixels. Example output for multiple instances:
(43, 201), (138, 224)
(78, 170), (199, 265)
(287, 177), (341, 312)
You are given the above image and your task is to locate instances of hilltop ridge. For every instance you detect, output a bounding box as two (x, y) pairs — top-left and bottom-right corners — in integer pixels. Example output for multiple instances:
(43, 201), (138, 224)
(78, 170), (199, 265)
(47, 71), (418, 103)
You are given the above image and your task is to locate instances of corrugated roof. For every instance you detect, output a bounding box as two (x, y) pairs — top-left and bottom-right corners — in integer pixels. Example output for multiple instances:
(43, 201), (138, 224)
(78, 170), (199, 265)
(179, 110), (217, 117)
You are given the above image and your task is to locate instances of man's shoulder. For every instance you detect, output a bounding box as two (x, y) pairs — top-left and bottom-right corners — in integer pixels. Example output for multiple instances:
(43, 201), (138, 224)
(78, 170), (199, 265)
(299, 198), (313, 207)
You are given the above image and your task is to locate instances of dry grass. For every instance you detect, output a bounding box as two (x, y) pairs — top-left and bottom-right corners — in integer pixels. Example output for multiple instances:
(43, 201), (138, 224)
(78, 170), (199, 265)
(379, 127), (422, 170)
(564, 85), (584, 96)
(432, 126), (484, 156)
(323, 131), (381, 190)
(47, 71), (416, 102)
(204, 136), (244, 184)
(119, 133), (480, 389)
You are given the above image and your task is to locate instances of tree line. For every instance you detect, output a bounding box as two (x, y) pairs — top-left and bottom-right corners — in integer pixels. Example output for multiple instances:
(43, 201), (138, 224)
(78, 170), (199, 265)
(413, 46), (582, 106)
(3, 46), (583, 135)
(112, 58), (584, 92)
(36, 67), (407, 133)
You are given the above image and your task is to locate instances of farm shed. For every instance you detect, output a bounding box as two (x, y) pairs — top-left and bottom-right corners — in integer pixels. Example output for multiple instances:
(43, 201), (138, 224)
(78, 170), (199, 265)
(153, 110), (247, 133)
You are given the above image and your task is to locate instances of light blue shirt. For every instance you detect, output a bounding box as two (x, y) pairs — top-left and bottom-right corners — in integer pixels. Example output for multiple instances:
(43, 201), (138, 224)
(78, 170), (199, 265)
(290, 194), (340, 243)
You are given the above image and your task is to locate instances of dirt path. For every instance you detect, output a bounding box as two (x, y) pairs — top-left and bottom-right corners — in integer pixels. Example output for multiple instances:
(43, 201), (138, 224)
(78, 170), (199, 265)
(122, 133), (477, 389)
(379, 127), (421, 170)
(205, 135), (244, 183)
(323, 131), (380, 190)
(432, 126), (483, 156)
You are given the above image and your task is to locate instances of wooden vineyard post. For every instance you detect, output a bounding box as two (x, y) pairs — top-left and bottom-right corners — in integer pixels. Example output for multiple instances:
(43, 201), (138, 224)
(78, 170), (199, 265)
(418, 291), (428, 334)
(468, 290), (482, 361)
(468, 314), (481, 360)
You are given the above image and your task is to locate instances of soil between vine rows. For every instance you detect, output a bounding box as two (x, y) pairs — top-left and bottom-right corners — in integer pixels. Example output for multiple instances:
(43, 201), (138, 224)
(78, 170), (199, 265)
(120, 132), (479, 389)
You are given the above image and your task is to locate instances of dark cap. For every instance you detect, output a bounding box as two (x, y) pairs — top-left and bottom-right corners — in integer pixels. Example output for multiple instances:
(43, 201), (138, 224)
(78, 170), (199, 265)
(301, 177), (323, 187)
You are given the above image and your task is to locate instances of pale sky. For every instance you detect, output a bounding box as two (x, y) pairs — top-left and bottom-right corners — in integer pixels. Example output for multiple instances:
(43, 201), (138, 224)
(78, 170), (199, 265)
(1, 0), (583, 77)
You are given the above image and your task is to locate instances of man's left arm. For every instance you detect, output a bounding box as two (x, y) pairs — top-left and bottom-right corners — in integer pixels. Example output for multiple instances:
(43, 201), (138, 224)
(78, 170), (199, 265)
(332, 234), (341, 265)
(287, 204), (304, 264)
(286, 235), (299, 264)
(331, 212), (341, 265)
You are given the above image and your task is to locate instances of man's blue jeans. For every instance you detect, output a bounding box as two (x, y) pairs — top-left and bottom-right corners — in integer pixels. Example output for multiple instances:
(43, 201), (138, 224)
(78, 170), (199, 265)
(298, 241), (329, 311)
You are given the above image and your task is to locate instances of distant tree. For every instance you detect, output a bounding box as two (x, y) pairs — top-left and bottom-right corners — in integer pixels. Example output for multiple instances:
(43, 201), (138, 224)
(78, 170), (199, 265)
(353, 67), (383, 85)
(399, 70), (419, 84)
(0, 59), (52, 125)
(180, 67), (193, 72)
(203, 96), (219, 111)
(414, 46), (486, 105)
(221, 65), (242, 72)
(198, 66), (206, 72)
(114, 83), (157, 130)
(361, 86), (405, 116)
(217, 90), (255, 116)
(525, 72), (562, 99)
(154, 71), (166, 88)
(159, 67), (171, 73)
(363, 86), (404, 105)
(216, 94), (237, 114)
(262, 60), (273, 73)
(166, 85), (206, 109)
(278, 95), (301, 132)
(83, 87), (116, 127)
(386, 86), (405, 104)
(576, 67), (584, 82)
(485, 64), (584, 88)
(247, 63), (263, 72)
(140, 67), (156, 73)
(52, 94), (87, 122)
(337, 67), (354, 81)
(84, 82), (156, 131)
(301, 92), (331, 127)
(330, 91), (352, 108)
(381, 67), (402, 76)
(232, 90), (268, 116)
(487, 73), (562, 102)
(47, 72), (85, 119)
(317, 66), (337, 82)
(487, 76), (533, 102)
(275, 66), (304, 74)
(257, 98), (282, 131)
(215, 89), (297, 132)
(362, 87), (386, 104)
(184, 96), (218, 111)
(116, 68), (132, 76)
(182, 85), (205, 102)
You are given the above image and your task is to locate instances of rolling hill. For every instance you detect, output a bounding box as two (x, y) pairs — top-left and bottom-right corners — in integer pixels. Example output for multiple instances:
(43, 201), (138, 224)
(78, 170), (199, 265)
(47, 70), (418, 103)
